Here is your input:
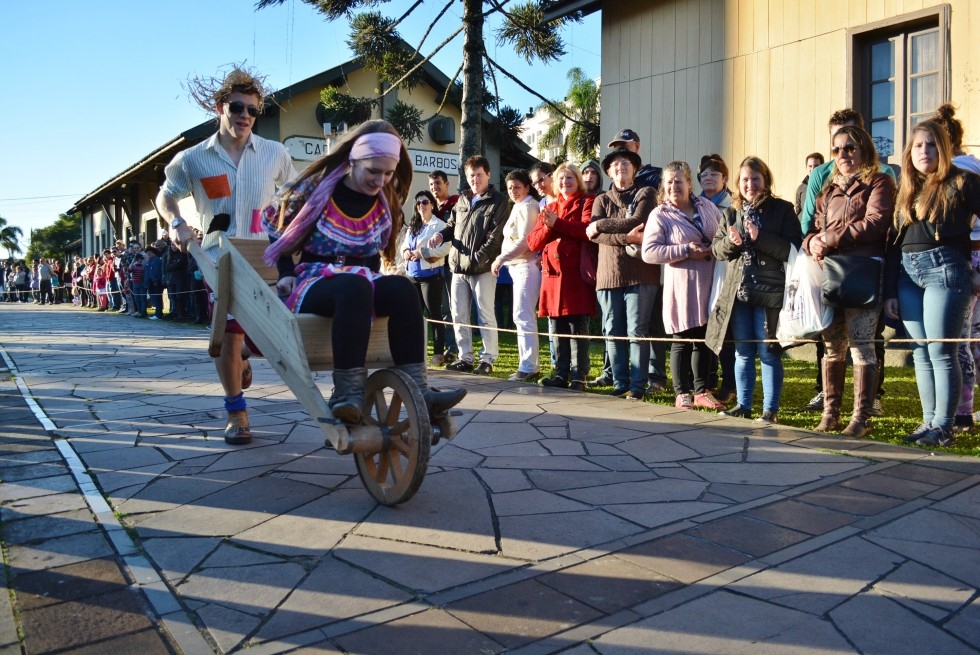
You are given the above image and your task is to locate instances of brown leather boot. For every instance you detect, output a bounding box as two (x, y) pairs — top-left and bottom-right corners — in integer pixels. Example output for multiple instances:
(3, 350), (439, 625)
(841, 363), (877, 438)
(814, 359), (846, 432)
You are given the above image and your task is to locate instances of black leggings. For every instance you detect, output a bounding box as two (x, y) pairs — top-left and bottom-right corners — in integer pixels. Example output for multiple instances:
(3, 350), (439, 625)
(670, 324), (710, 395)
(299, 273), (424, 369)
(410, 274), (445, 356)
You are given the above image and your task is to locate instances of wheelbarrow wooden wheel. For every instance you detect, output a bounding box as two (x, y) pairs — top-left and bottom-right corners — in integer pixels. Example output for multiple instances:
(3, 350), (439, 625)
(355, 369), (432, 505)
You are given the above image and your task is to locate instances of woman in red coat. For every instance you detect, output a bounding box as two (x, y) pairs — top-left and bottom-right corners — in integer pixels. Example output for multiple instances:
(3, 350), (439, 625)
(526, 163), (597, 390)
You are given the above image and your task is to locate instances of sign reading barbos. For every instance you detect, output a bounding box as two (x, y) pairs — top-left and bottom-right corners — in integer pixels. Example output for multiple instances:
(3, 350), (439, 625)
(408, 149), (459, 175)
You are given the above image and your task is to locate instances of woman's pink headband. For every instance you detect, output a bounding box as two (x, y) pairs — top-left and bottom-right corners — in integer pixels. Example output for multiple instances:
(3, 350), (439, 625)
(350, 132), (402, 162)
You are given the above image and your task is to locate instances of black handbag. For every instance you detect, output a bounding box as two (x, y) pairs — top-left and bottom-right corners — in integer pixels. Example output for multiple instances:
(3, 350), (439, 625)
(736, 251), (785, 308)
(821, 254), (882, 308)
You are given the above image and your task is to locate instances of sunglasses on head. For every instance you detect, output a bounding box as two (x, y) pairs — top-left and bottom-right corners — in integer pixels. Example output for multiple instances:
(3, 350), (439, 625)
(832, 144), (858, 156)
(416, 198), (431, 205)
(227, 101), (260, 118)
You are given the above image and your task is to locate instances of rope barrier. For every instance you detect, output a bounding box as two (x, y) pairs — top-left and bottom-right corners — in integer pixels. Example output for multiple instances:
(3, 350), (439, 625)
(423, 317), (980, 346)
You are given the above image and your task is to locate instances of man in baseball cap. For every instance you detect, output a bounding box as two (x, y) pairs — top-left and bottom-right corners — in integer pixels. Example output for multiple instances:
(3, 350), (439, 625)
(606, 128), (661, 190)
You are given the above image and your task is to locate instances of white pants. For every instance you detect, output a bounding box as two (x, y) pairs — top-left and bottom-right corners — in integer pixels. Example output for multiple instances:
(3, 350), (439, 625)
(508, 262), (541, 373)
(451, 271), (498, 364)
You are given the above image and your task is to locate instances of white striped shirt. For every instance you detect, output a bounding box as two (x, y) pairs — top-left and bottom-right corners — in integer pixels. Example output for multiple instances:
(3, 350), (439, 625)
(161, 132), (296, 254)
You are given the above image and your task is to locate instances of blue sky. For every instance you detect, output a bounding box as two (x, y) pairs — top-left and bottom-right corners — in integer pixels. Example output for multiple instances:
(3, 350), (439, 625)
(0, 0), (599, 247)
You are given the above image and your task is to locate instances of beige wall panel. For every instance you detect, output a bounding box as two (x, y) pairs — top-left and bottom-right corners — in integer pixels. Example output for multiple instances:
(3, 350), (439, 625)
(737, 0), (754, 56)
(797, 0), (817, 40)
(753, 0), (769, 51)
(866, 0), (886, 23)
(848, 1), (868, 25)
(697, 60), (725, 158)
(721, 57), (736, 162)
(699, 0), (715, 64)
(950, 0), (980, 149)
(601, 8), (622, 85)
(658, 74), (676, 163)
(653, 2), (678, 76)
(682, 0), (701, 70)
(637, 0), (654, 80)
(731, 55), (746, 158)
(710, 0), (726, 62)
(634, 75), (654, 149)
(781, 0), (800, 45)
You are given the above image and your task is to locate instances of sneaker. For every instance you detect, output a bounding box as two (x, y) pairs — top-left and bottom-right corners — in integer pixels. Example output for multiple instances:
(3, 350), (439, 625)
(902, 423), (931, 444)
(540, 375), (569, 388)
(720, 406), (752, 419)
(474, 362), (493, 375)
(148, 315), (160, 320)
(508, 371), (538, 382)
(953, 414), (975, 433)
(446, 359), (474, 373)
(915, 426), (955, 448)
(756, 410), (779, 425)
(647, 381), (667, 394)
(588, 374), (614, 387)
(714, 387), (736, 404)
(610, 388), (630, 398)
(693, 391), (725, 410)
(443, 352), (457, 365)
(675, 393), (693, 410)
(801, 391), (825, 412)
(429, 353), (445, 367)
(570, 381), (587, 392)
(627, 390), (646, 401)
(869, 396), (884, 417)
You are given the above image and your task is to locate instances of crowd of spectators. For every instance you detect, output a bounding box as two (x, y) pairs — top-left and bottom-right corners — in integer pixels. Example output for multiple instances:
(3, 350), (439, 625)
(2, 232), (208, 323)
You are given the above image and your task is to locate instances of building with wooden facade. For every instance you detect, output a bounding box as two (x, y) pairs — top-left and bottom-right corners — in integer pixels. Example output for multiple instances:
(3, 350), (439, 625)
(545, 0), (976, 199)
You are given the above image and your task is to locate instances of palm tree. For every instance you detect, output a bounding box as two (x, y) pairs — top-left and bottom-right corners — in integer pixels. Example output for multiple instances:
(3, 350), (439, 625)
(0, 216), (23, 259)
(540, 67), (600, 163)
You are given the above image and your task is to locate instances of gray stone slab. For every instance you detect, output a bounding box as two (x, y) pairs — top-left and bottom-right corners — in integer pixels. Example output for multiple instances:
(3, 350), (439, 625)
(830, 592), (976, 655)
(933, 482), (980, 520)
(179, 559), (307, 617)
(744, 499), (857, 535)
(499, 509), (644, 561)
(141, 536), (221, 585)
(560, 478), (709, 505)
(7, 530), (115, 573)
(334, 533), (520, 594)
(0, 491), (88, 521)
(867, 509), (980, 588)
(731, 536), (904, 615)
(1, 509), (100, 545)
(476, 468), (533, 493)
(195, 602), (264, 653)
(493, 489), (592, 516)
(253, 556), (413, 642)
(525, 470), (655, 492)
(946, 596), (980, 647)
(617, 434), (704, 463)
(872, 560), (974, 618)
(352, 469), (497, 553)
(593, 590), (854, 654)
(604, 500), (730, 529)
(686, 461), (866, 486)
(234, 488), (377, 557)
(616, 533), (751, 585)
(334, 608), (503, 655)
(134, 475), (326, 538)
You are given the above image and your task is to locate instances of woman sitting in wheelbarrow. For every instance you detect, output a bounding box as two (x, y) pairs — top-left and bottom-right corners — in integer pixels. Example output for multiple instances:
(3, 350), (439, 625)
(262, 120), (466, 424)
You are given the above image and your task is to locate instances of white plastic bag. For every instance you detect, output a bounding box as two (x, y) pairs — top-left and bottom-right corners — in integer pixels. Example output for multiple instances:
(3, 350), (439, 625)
(776, 246), (833, 348)
(707, 259), (728, 313)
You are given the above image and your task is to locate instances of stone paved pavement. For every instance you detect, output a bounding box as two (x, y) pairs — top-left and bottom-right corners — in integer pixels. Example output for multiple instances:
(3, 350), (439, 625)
(1, 301), (979, 654)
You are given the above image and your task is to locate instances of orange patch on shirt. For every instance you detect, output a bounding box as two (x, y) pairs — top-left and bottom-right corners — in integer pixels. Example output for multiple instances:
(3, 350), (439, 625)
(200, 175), (231, 199)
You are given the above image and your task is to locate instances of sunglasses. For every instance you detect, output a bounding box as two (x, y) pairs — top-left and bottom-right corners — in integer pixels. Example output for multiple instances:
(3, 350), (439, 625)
(416, 198), (431, 205)
(227, 101), (260, 117)
(832, 144), (858, 156)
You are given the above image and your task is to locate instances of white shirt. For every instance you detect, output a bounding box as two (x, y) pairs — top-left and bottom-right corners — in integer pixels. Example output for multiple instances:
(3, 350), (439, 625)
(161, 132), (295, 254)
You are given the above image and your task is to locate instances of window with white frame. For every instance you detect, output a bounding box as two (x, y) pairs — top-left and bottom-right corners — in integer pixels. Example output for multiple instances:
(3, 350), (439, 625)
(850, 6), (949, 165)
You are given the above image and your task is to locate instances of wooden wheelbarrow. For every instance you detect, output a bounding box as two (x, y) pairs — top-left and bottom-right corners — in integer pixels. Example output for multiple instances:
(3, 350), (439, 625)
(186, 236), (457, 505)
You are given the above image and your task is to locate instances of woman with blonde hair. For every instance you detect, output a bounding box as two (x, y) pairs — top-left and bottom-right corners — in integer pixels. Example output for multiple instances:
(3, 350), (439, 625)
(263, 120), (465, 424)
(527, 162), (597, 390)
(884, 118), (980, 447)
(633, 160), (724, 410)
(804, 125), (894, 438)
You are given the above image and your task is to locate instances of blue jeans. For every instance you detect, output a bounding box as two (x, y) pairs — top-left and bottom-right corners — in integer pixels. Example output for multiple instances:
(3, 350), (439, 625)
(598, 284), (655, 393)
(898, 247), (973, 430)
(729, 300), (783, 412)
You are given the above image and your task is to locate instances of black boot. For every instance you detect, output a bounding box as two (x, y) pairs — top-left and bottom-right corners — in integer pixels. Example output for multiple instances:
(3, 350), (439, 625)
(395, 363), (466, 417)
(329, 367), (368, 424)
